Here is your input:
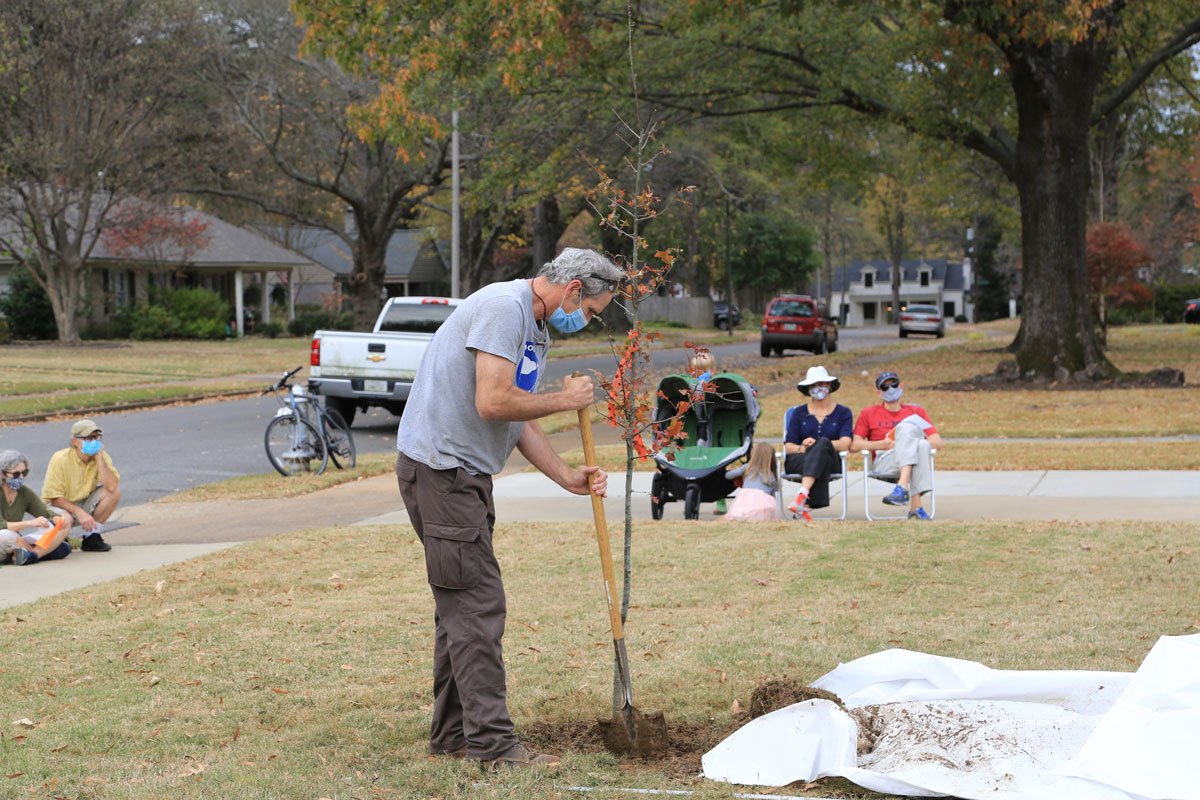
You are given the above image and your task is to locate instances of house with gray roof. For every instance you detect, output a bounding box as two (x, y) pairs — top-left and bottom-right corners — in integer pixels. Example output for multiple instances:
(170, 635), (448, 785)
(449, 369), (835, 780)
(826, 258), (973, 326)
(0, 195), (318, 336)
(254, 223), (449, 306)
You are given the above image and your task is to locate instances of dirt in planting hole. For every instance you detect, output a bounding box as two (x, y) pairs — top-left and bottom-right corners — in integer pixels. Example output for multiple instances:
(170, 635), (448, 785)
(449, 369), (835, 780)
(520, 676), (846, 779)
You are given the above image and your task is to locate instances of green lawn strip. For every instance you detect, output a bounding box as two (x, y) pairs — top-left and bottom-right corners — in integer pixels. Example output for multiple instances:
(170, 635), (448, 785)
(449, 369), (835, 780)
(156, 453), (398, 503)
(1, 519), (1193, 798)
(0, 382), (266, 419)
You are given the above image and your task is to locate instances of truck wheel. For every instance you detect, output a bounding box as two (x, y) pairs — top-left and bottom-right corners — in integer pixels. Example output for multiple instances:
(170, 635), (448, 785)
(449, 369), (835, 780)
(327, 396), (357, 427)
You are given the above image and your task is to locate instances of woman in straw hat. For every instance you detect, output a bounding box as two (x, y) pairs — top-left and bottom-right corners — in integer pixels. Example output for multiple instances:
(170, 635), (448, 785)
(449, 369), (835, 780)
(783, 366), (853, 519)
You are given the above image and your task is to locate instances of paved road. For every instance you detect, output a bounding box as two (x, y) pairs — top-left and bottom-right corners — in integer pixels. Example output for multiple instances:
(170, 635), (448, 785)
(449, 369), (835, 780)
(0, 327), (901, 507)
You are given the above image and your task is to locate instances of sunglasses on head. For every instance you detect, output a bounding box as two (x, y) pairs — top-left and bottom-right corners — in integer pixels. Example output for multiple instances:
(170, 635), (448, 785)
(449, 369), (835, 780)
(4, 469), (29, 478)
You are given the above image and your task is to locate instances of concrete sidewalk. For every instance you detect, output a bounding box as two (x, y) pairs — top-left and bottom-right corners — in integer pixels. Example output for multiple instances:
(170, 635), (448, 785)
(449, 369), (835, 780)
(3, 464), (1197, 611)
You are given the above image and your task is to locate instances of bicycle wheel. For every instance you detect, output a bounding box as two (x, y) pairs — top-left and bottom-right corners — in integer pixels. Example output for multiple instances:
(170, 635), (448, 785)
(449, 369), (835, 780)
(264, 414), (329, 476)
(322, 407), (357, 469)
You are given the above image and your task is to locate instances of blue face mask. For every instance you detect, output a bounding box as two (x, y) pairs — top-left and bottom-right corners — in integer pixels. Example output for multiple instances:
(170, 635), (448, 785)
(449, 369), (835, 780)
(548, 292), (588, 334)
(4, 477), (22, 491)
(81, 439), (103, 456)
(881, 387), (903, 403)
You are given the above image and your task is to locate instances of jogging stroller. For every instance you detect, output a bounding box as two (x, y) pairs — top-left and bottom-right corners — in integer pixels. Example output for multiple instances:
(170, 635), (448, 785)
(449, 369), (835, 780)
(649, 372), (760, 520)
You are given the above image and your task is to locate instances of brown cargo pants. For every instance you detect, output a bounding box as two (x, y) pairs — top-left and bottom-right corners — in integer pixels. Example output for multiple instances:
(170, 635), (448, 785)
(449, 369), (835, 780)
(395, 453), (518, 760)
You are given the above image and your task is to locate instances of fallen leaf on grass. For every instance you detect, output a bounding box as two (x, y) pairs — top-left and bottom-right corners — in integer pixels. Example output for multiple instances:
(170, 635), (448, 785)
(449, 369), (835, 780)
(155, 580), (166, 595)
(730, 699), (741, 714)
(6, 772), (23, 779)
(51, 743), (68, 753)
(270, 687), (289, 694)
(13, 719), (35, 728)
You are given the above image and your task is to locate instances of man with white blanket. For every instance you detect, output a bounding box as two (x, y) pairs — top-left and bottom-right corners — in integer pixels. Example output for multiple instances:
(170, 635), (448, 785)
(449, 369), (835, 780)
(852, 370), (943, 520)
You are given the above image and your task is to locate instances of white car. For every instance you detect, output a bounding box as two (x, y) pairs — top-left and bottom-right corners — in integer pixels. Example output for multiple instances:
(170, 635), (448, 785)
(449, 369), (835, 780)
(898, 304), (945, 338)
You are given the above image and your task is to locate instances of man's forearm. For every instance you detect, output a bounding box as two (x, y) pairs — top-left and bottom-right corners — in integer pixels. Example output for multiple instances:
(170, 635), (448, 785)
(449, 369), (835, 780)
(97, 459), (119, 491)
(51, 498), (85, 517)
(516, 422), (574, 488)
(478, 385), (579, 422)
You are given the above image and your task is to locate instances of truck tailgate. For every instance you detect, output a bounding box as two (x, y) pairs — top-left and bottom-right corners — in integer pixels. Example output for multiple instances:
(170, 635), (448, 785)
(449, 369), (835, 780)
(311, 330), (432, 382)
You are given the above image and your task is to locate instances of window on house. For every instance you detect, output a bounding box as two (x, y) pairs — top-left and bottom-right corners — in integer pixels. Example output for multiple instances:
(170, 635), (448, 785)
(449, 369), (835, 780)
(840, 303), (850, 323)
(920, 271), (930, 287)
(944, 301), (955, 318)
(863, 272), (874, 288)
(863, 302), (876, 321)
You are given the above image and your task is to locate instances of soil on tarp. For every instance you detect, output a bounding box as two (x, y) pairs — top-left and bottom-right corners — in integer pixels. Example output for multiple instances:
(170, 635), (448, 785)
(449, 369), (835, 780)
(520, 676), (845, 779)
(749, 678), (845, 718)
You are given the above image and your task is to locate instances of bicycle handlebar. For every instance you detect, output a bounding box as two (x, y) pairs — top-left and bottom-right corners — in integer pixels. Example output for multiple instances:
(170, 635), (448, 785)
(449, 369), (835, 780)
(262, 365), (304, 395)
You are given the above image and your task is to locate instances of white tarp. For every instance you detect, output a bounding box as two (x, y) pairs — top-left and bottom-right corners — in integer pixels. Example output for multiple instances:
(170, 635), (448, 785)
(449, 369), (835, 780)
(702, 634), (1200, 800)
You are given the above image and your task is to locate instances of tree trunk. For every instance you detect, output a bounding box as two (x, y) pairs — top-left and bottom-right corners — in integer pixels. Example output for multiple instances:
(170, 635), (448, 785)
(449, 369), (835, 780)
(1009, 47), (1113, 378)
(532, 195), (562, 270)
(348, 232), (389, 330)
(43, 253), (83, 344)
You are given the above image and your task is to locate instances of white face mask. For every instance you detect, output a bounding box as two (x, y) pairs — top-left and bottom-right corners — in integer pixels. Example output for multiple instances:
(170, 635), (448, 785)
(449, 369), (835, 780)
(881, 386), (903, 403)
(809, 386), (830, 401)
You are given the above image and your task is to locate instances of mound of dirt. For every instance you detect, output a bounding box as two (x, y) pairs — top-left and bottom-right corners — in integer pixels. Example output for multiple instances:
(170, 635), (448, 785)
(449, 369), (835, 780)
(749, 678), (845, 718)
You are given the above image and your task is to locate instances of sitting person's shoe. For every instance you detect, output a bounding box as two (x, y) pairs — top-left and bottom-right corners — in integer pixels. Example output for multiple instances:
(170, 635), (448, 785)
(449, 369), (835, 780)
(786, 490), (808, 514)
(13, 548), (37, 566)
(714, 499), (727, 515)
(907, 507), (932, 521)
(882, 485), (909, 506)
(81, 533), (112, 552)
(786, 491), (812, 522)
(479, 742), (561, 770)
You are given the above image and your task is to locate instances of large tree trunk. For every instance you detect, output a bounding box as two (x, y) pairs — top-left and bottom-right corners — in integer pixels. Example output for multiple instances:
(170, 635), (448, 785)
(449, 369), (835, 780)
(348, 229), (389, 330)
(1009, 46), (1113, 378)
(531, 195), (562, 270)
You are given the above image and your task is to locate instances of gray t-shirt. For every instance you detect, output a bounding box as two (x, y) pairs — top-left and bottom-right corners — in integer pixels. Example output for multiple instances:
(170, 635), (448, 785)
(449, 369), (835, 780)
(396, 279), (550, 475)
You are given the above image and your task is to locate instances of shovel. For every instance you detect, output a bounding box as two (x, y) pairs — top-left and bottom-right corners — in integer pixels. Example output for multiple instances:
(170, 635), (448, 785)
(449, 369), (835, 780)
(576, 403), (669, 757)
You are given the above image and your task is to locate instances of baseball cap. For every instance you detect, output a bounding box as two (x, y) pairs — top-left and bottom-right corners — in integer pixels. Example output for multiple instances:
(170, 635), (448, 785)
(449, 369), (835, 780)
(875, 371), (900, 390)
(71, 419), (103, 438)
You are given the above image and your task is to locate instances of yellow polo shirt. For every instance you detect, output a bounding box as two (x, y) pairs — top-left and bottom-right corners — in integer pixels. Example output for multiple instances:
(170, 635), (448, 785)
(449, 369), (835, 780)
(40, 447), (120, 506)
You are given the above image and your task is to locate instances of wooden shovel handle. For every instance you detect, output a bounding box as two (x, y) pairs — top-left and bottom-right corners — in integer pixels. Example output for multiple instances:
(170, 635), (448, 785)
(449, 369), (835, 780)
(578, 404), (625, 642)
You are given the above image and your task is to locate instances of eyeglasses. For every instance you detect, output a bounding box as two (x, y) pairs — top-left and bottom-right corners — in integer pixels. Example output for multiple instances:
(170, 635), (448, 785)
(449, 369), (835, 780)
(75, 433), (103, 441)
(3, 469), (29, 478)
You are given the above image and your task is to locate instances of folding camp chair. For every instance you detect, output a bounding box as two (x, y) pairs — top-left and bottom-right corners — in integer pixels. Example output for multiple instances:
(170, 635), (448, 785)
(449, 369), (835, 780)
(862, 448), (937, 521)
(776, 405), (848, 521)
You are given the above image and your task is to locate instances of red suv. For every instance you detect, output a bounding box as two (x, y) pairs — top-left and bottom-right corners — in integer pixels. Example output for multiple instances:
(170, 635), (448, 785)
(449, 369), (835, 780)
(760, 295), (839, 357)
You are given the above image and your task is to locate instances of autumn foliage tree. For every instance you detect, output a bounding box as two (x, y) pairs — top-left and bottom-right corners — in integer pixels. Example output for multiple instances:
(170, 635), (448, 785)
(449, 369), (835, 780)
(1086, 221), (1151, 343)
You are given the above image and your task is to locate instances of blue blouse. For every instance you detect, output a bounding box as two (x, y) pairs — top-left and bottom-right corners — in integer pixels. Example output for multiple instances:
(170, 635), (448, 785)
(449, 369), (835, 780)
(785, 403), (853, 445)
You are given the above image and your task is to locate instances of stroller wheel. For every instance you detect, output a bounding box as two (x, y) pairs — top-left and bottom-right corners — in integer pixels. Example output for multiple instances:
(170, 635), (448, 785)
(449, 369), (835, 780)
(650, 473), (665, 520)
(683, 484), (701, 520)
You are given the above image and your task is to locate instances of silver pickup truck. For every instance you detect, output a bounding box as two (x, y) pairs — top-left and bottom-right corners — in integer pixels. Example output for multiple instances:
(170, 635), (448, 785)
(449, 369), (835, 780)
(307, 296), (460, 425)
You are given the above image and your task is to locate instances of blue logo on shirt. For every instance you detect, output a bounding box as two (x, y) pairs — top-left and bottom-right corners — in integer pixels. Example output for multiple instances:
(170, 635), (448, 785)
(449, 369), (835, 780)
(515, 342), (540, 393)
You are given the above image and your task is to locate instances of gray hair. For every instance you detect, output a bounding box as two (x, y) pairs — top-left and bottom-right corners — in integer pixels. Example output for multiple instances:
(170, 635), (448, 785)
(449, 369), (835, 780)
(537, 248), (624, 297)
(0, 450), (30, 475)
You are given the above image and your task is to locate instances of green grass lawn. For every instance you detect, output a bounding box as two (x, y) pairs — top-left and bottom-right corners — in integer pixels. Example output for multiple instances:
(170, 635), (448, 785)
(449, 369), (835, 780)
(3, 517), (1195, 799)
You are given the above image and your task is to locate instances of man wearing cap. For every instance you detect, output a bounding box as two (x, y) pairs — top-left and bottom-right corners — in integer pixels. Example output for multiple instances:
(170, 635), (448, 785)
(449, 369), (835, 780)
(782, 365), (854, 519)
(41, 419), (121, 551)
(851, 371), (943, 520)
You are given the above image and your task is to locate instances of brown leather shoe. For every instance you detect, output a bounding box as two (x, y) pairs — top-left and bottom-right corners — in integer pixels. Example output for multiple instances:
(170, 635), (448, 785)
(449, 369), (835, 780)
(478, 742), (561, 770)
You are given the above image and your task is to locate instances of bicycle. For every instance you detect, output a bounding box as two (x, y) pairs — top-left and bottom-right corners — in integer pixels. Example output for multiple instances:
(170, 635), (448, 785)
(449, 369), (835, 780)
(262, 366), (357, 476)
